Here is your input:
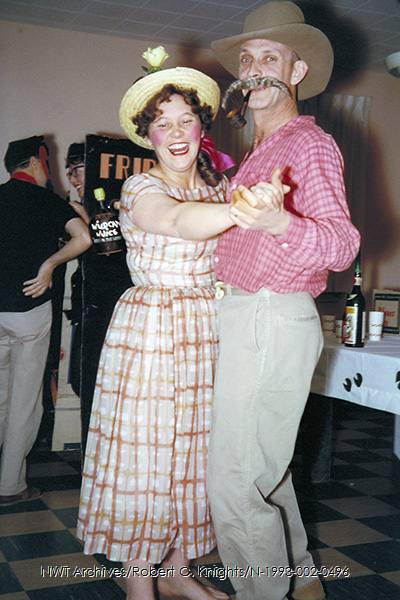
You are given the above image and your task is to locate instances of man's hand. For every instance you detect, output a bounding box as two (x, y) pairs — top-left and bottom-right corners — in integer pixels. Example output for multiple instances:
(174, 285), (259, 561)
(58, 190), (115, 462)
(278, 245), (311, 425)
(23, 260), (55, 298)
(229, 168), (291, 235)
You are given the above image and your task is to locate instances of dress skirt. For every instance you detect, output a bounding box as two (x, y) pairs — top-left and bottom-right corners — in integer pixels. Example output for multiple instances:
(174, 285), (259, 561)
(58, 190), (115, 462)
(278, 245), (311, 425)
(77, 173), (227, 563)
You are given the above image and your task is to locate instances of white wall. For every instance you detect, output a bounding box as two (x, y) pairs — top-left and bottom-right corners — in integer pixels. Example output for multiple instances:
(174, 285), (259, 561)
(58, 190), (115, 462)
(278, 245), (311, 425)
(329, 70), (400, 296)
(0, 20), (220, 195)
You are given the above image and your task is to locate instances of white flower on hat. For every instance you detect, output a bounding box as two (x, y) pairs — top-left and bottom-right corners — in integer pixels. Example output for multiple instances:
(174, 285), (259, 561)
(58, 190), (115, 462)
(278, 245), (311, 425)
(142, 46), (169, 73)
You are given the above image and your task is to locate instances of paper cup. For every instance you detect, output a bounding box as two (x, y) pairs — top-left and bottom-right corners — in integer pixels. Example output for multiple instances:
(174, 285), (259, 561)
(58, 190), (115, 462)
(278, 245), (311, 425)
(321, 314), (335, 334)
(368, 311), (384, 341)
(335, 319), (343, 339)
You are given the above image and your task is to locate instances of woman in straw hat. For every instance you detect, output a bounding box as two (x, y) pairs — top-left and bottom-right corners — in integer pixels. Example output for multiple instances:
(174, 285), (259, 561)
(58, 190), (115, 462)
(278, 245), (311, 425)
(77, 47), (287, 600)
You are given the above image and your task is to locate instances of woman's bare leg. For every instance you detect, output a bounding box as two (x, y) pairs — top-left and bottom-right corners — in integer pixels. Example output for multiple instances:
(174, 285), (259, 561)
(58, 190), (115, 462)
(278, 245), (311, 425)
(158, 548), (229, 600)
(123, 559), (157, 600)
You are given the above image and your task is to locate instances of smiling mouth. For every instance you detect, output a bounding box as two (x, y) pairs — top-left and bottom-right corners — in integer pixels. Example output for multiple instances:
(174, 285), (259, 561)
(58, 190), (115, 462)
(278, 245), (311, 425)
(75, 184), (84, 196)
(168, 143), (189, 156)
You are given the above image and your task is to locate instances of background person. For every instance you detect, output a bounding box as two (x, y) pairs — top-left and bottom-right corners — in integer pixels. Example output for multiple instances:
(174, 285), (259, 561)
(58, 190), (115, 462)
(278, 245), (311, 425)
(36, 145), (87, 449)
(207, 3), (361, 600)
(65, 141), (132, 460)
(64, 144), (87, 403)
(0, 135), (91, 507)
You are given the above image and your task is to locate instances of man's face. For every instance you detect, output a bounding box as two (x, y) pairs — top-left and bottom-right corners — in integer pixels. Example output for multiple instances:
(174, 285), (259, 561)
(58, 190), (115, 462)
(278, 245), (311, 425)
(66, 162), (85, 199)
(238, 38), (297, 110)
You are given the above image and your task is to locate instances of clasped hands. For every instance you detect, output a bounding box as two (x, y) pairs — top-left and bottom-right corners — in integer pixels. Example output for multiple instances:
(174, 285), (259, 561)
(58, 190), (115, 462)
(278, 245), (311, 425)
(229, 168), (291, 236)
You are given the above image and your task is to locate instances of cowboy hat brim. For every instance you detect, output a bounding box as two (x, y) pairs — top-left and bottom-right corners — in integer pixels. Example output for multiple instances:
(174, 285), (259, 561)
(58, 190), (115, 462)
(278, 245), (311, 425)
(211, 23), (334, 100)
(119, 67), (220, 149)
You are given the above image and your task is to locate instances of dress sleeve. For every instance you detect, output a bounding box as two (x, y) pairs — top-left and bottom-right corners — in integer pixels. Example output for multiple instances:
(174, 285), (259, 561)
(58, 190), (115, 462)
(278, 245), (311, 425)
(120, 174), (166, 212)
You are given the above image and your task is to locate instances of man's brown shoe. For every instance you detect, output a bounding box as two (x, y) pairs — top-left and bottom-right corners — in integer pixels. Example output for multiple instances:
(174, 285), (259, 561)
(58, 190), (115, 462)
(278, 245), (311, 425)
(0, 487), (43, 507)
(290, 579), (326, 600)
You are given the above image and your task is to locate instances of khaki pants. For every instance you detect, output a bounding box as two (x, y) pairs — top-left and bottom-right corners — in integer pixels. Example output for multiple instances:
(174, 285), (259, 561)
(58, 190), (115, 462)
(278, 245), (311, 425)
(208, 289), (323, 600)
(0, 302), (52, 495)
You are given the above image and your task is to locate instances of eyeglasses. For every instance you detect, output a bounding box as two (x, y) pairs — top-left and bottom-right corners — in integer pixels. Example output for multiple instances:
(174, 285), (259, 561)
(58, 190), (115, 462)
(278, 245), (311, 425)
(66, 164), (84, 179)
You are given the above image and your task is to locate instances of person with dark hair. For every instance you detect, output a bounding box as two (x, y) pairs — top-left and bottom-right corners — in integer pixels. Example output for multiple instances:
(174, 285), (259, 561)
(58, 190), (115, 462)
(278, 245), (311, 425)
(65, 143), (86, 210)
(77, 48), (286, 600)
(0, 135), (91, 507)
(64, 143), (87, 397)
(207, 3), (360, 600)
(64, 141), (133, 460)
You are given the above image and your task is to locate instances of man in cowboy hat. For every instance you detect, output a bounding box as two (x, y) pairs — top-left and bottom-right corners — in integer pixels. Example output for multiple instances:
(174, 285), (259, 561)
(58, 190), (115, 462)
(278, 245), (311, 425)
(207, 2), (360, 600)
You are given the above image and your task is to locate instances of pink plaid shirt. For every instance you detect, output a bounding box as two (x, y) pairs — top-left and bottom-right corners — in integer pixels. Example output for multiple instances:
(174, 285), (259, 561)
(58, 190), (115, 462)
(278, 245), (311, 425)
(215, 116), (360, 297)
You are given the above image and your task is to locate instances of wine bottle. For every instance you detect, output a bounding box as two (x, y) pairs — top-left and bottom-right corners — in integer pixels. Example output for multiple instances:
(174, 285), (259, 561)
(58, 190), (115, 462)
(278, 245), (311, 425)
(89, 188), (123, 255)
(344, 254), (366, 347)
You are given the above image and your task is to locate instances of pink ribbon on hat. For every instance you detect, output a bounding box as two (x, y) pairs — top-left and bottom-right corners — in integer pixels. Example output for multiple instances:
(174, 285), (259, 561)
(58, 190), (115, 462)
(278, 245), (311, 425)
(200, 134), (235, 173)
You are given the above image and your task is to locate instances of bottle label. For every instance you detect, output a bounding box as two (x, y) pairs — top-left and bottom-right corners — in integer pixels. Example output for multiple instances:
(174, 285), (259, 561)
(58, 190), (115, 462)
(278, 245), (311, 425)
(89, 213), (123, 254)
(345, 306), (357, 344)
(362, 310), (366, 342)
(345, 306), (365, 345)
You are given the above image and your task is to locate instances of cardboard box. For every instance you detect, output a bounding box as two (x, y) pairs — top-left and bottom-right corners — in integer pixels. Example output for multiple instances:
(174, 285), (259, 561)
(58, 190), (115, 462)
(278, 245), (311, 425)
(373, 289), (400, 334)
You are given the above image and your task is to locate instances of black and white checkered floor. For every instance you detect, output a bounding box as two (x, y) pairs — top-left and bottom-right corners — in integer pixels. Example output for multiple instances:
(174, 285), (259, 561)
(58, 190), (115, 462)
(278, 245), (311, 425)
(1, 400), (399, 599)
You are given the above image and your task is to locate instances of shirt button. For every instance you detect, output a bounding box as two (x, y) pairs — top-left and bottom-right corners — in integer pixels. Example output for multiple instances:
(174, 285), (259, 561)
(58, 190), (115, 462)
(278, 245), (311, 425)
(214, 256), (220, 263)
(281, 242), (289, 249)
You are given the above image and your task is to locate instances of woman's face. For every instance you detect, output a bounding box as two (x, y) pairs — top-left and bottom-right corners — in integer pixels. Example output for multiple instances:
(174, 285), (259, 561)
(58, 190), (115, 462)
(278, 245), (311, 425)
(147, 94), (203, 175)
(67, 163), (85, 199)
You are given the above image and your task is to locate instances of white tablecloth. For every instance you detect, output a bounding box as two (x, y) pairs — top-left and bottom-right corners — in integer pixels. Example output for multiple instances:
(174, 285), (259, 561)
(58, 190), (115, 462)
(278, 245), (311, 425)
(311, 335), (400, 415)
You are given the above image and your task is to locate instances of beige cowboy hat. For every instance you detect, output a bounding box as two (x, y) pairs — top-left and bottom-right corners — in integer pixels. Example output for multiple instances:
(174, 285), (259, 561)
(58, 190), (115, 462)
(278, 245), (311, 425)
(211, 1), (334, 100)
(119, 67), (220, 149)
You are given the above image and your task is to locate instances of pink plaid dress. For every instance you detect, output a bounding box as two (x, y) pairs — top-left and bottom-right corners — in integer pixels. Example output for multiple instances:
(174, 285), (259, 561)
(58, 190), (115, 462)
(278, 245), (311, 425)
(77, 173), (227, 563)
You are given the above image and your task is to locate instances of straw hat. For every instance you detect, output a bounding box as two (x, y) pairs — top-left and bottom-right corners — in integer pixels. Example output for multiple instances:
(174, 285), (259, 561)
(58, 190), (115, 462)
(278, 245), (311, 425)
(119, 50), (220, 149)
(211, 1), (334, 100)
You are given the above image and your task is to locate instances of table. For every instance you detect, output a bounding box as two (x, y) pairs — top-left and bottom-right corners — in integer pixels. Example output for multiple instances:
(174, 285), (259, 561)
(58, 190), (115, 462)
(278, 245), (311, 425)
(311, 335), (400, 458)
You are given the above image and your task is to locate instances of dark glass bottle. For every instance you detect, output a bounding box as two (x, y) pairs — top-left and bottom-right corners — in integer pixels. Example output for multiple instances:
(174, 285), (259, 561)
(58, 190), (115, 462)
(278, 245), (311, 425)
(344, 254), (366, 347)
(89, 188), (123, 255)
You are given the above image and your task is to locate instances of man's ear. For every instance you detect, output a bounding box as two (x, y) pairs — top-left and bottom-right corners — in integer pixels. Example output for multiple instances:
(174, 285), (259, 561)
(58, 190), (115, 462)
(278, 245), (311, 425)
(30, 156), (40, 170)
(29, 156), (40, 176)
(291, 60), (308, 86)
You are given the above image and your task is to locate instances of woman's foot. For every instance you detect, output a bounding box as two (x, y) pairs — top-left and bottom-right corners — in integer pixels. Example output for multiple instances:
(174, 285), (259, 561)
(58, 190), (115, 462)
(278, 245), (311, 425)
(123, 559), (157, 600)
(158, 548), (229, 600)
(158, 570), (229, 600)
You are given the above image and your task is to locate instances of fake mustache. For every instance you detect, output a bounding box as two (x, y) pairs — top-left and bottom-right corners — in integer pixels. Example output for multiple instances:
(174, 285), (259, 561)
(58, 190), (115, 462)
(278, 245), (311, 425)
(222, 76), (292, 128)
